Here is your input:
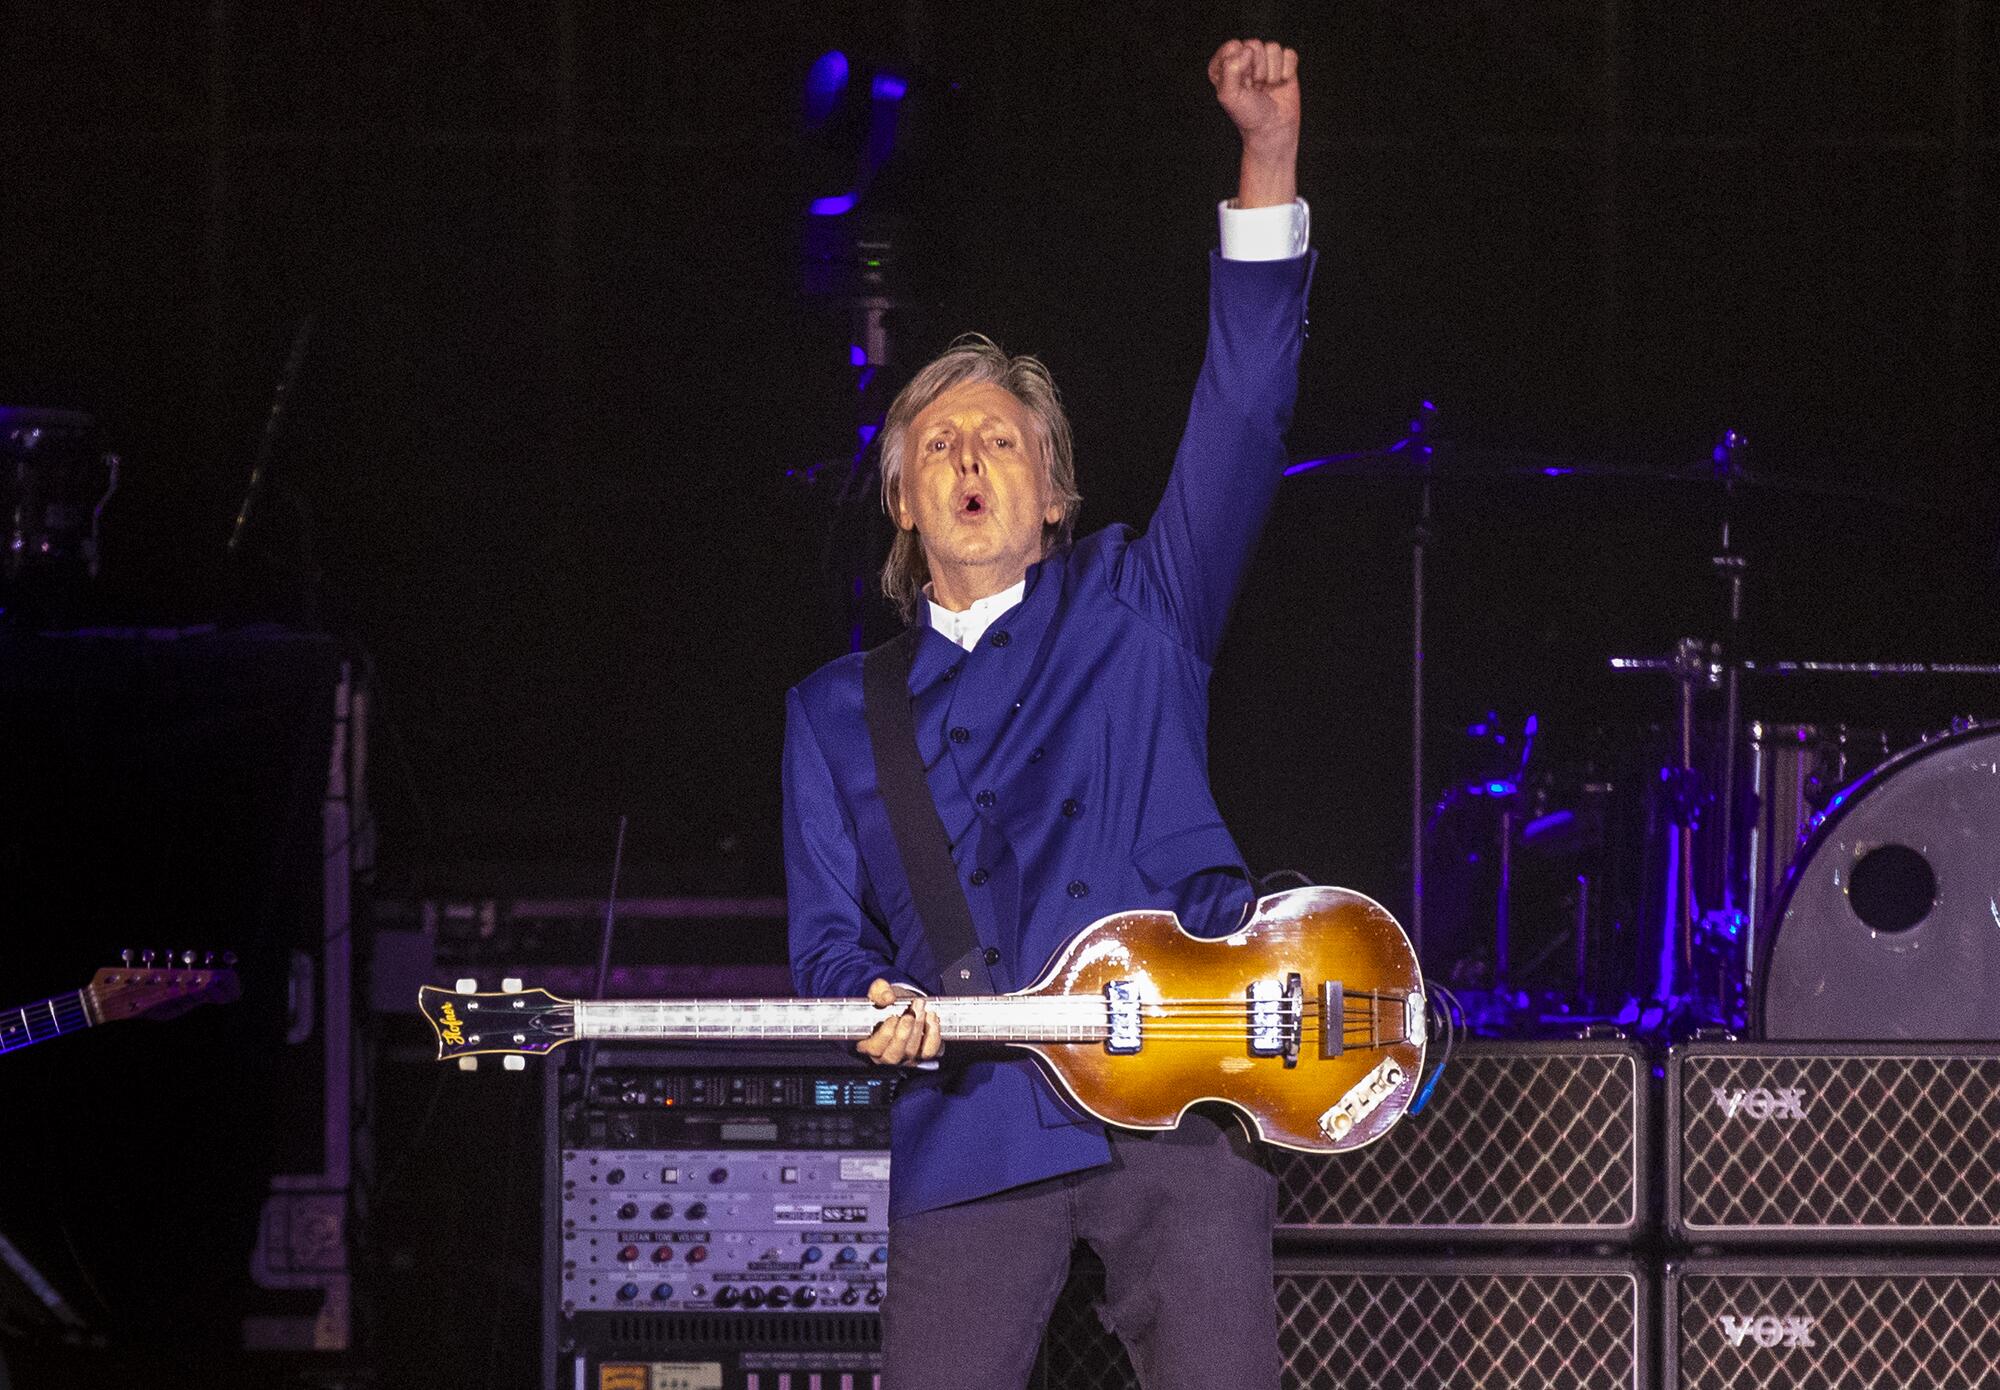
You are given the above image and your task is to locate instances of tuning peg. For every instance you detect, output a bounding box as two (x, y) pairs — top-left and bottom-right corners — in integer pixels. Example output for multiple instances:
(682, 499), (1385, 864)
(141, 950), (156, 968)
(222, 951), (237, 967)
(203, 951), (217, 967)
(180, 949), (196, 967)
(501, 977), (523, 994)
(121, 948), (135, 967)
(455, 977), (479, 993)
(503, 1056), (526, 1071)
(457, 1057), (479, 1072)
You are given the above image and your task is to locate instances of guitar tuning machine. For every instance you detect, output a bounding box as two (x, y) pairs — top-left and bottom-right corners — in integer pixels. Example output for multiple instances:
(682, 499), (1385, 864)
(121, 948), (135, 967)
(141, 950), (157, 968)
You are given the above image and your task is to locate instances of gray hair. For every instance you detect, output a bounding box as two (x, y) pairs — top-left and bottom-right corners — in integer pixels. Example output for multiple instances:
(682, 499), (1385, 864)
(878, 334), (1083, 622)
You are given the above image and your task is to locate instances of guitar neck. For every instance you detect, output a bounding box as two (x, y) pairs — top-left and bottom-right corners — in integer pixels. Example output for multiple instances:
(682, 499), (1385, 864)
(573, 996), (1103, 1045)
(0, 990), (93, 1054)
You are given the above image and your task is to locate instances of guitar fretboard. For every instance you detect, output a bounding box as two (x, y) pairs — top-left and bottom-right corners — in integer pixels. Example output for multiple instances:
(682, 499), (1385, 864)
(573, 996), (1109, 1044)
(0, 991), (91, 1054)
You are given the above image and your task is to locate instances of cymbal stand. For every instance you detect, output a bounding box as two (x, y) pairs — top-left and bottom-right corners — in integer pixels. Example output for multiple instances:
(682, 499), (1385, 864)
(1662, 636), (1712, 1004)
(1405, 403), (1438, 962)
(1709, 429), (1751, 1015)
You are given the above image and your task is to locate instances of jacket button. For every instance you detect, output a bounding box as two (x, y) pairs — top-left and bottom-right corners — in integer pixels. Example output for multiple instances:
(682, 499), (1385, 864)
(1028, 747), (1045, 764)
(976, 790), (996, 809)
(991, 630), (1011, 648)
(1067, 880), (1089, 899)
(942, 664), (959, 681)
(983, 947), (1001, 966)
(950, 726), (970, 744)
(969, 868), (989, 887)
(1061, 798), (1081, 818)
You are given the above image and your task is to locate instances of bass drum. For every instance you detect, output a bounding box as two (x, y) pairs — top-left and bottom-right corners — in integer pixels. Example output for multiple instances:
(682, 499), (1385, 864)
(1759, 722), (2000, 1039)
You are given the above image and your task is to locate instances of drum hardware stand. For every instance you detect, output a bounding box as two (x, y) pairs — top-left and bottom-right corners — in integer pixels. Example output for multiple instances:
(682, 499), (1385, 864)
(1707, 429), (1753, 1019)
(1662, 636), (1717, 1007)
(1284, 400), (1438, 961)
(1407, 403), (1437, 964)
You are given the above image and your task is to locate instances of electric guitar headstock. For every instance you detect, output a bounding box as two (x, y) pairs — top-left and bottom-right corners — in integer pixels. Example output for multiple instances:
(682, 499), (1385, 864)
(417, 978), (577, 1070)
(88, 949), (241, 1023)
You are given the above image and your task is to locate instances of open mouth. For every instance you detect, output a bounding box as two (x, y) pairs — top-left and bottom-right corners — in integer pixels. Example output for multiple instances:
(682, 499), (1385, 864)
(960, 493), (985, 515)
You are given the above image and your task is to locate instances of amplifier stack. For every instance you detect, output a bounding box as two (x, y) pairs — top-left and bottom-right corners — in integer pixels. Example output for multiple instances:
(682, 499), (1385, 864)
(1036, 1038), (1655, 1389)
(1659, 1042), (2000, 1390)
(538, 1038), (2000, 1388)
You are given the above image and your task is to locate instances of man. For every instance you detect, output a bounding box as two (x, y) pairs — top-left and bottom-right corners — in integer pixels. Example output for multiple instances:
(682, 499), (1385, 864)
(783, 38), (1311, 1390)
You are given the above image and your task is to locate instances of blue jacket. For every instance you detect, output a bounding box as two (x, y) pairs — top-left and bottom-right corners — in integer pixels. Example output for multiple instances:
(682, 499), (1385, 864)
(784, 249), (1315, 1219)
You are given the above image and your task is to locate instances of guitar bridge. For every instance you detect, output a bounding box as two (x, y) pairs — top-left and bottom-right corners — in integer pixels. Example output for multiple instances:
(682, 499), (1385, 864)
(1319, 981), (1344, 1059)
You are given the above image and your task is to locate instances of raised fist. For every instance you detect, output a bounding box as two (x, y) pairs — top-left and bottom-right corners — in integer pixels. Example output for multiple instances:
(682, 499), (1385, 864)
(1208, 38), (1300, 152)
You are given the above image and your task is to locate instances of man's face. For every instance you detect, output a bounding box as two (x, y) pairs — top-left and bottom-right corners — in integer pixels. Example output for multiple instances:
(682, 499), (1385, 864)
(897, 380), (1061, 604)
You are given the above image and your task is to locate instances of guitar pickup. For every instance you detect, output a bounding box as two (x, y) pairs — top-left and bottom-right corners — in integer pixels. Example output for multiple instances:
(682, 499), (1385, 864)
(1103, 980), (1143, 1055)
(1248, 974), (1304, 1067)
(1319, 981), (1344, 1059)
(1247, 979), (1284, 1057)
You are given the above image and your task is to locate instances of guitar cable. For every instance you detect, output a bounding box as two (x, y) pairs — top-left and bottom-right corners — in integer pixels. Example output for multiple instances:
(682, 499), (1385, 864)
(1406, 981), (1463, 1117)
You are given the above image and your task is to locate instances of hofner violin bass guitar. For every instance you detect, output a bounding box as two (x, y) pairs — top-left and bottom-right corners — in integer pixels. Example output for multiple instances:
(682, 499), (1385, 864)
(419, 887), (1426, 1152)
(1, 954), (241, 1055)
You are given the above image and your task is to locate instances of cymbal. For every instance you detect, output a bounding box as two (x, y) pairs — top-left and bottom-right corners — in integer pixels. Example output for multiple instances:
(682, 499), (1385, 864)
(1285, 443), (1945, 513)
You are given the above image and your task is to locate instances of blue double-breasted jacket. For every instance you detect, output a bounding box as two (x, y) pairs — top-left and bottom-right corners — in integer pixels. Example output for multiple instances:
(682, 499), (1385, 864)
(783, 248), (1315, 1219)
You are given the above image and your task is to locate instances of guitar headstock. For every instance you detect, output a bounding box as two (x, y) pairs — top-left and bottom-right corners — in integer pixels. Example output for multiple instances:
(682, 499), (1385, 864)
(418, 979), (577, 1070)
(87, 950), (241, 1024)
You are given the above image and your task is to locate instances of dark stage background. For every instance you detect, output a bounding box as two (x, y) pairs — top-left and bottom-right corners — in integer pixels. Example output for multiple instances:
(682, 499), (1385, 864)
(4, 0), (1995, 908)
(0, 1), (1997, 1384)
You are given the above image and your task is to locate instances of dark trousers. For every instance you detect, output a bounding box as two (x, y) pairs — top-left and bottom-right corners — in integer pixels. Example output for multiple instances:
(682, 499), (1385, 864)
(881, 1110), (1281, 1390)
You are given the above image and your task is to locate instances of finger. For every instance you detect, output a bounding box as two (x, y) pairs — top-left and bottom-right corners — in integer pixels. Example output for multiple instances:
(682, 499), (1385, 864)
(921, 1008), (943, 1060)
(886, 1009), (922, 1066)
(866, 977), (896, 1006)
(857, 1023), (890, 1062)
(1261, 40), (1283, 87)
(1282, 47), (1298, 85)
(1207, 39), (1240, 87)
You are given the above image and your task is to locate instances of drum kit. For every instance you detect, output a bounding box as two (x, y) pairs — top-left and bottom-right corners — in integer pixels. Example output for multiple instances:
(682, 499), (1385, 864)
(1290, 417), (2000, 1042)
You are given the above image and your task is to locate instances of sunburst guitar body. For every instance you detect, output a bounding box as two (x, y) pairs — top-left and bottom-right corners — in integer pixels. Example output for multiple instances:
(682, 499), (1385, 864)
(420, 886), (1426, 1153)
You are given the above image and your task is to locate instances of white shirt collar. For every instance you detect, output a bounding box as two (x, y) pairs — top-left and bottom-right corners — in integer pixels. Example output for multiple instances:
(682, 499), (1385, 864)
(926, 578), (1026, 652)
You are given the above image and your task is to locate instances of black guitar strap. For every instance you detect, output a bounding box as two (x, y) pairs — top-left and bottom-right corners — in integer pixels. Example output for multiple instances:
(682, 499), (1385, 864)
(861, 627), (997, 997)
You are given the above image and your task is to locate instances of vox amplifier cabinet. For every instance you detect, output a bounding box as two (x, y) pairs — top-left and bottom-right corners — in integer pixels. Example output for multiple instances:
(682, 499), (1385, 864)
(1273, 1039), (1651, 1243)
(1035, 1252), (1651, 1390)
(546, 1048), (889, 1390)
(1664, 1257), (2000, 1389)
(1668, 1043), (2000, 1244)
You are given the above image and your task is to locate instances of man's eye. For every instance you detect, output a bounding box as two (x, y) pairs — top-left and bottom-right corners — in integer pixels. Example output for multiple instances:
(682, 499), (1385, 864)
(993, 437), (1013, 449)
(927, 438), (949, 451)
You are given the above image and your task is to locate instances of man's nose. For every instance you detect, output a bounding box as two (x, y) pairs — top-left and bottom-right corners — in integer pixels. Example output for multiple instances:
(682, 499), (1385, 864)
(953, 440), (983, 474)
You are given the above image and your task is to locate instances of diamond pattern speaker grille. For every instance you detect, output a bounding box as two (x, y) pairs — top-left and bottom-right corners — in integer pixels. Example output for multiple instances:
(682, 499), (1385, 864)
(1274, 1043), (1643, 1238)
(1038, 1256), (1645, 1390)
(1673, 1049), (2000, 1237)
(1670, 1265), (2000, 1390)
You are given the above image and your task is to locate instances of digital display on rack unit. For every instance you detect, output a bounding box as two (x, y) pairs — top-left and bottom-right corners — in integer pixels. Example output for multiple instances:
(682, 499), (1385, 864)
(812, 1078), (889, 1107)
(719, 1121), (780, 1143)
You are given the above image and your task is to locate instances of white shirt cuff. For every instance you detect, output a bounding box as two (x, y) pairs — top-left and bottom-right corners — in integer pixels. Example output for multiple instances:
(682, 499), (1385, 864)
(1218, 197), (1309, 261)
